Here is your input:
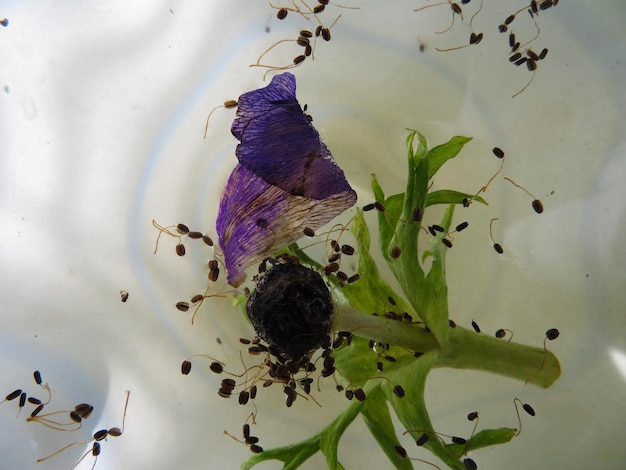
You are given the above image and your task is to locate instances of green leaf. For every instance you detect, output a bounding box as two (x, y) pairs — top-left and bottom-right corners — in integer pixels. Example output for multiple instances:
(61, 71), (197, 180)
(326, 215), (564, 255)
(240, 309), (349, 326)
(426, 190), (487, 207)
(361, 388), (414, 470)
(427, 136), (472, 179)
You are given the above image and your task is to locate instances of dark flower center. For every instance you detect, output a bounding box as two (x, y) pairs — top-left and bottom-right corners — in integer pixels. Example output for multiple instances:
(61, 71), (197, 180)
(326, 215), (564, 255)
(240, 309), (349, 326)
(246, 261), (333, 361)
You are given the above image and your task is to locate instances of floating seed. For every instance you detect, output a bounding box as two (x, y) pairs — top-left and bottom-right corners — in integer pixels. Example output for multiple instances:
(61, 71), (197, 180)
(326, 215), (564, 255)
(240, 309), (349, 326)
(75, 403), (94, 419)
(324, 262), (340, 275)
(498, 24), (507, 33)
(181, 360), (192, 375)
(451, 3), (462, 14)
(538, 48), (548, 60)
(224, 100), (238, 108)
(30, 404), (44, 417)
(509, 52), (522, 62)
(539, 0), (552, 10)
(531, 0), (538, 13)
(208, 267), (220, 282)
(92, 442), (101, 457)
(315, 25), (323, 37)
(546, 328), (560, 340)
(374, 201), (385, 212)
(523, 403), (536, 416)
(442, 238), (453, 248)
(304, 44), (312, 56)
(245, 436), (259, 445)
(202, 235), (214, 246)
(492, 147), (505, 159)
(509, 33), (516, 48)
(300, 29), (313, 38)
(250, 444), (263, 454)
(191, 294), (204, 304)
(527, 49), (539, 61)
(354, 388), (366, 401)
(363, 202), (376, 211)
(175, 243), (186, 256)
(504, 14), (515, 25)
(390, 247), (401, 259)
(314, 4), (325, 13)
(293, 55), (306, 65)
(27, 397), (41, 405)
(297, 36), (310, 47)
(456, 221), (469, 232)
(69, 411), (82, 423)
(33, 370), (43, 385)
(108, 426), (123, 437)
(493, 243), (504, 254)
(515, 57), (528, 66)
(394, 445), (408, 458)
(532, 199), (544, 213)
(345, 390), (354, 400)
(340, 244), (355, 255)
(18, 392), (27, 407)
(347, 274), (360, 283)
(412, 207), (422, 222)
(452, 436), (467, 444)
(416, 433), (429, 446)
(495, 328), (506, 338)
(464, 458), (478, 470)
(176, 301), (190, 312)
(303, 227), (315, 237)
(176, 223), (189, 234)
(239, 390), (250, 405)
(94, 429), (109, 441)
(428, 226), (437, 236)
(243, 423), (250, 439)
(209, 362), (224, 374)
(277, 8), (287, 19)
(393, 385), (405, 398)
(471, 320), (481, 333)
(527, 59), (537, 71)
(449, 319), (457, 328)
(5, 389), (22, 401)
(467, 411), (479, 421)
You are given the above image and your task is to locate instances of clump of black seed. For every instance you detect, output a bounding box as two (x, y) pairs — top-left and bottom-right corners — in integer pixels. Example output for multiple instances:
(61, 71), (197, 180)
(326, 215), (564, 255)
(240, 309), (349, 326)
(246, 262), (332, 361)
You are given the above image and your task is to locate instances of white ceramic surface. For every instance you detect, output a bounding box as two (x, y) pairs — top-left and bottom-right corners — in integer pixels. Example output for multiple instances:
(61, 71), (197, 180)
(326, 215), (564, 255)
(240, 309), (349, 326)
(1, 1), (624, 469)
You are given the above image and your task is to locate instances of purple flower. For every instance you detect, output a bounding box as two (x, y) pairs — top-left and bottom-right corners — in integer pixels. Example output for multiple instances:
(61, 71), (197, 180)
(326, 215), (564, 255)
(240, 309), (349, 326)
(216, 73), (357, 287)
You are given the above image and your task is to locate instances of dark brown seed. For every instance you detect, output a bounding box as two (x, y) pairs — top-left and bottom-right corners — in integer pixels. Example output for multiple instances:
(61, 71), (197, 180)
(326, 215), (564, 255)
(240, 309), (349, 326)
(428, 226), (437, 236)
(5, 389), (21, 401)
(69, 411), (82, 423)
(374, 201), (385, 212)
(202, 235), (214, 246)
(319, 0), (330, 4)
(300, 29), (313, 38)
(303, 227), (315, 237)
(473, 32), (484, 44)
(442, 238), (453, 248)
(527, 59), (537, 71)
(512, 41), (520, 52)
(321, 27), (331, 41)
(181, 360), (192, 375)
(345, 390), (354, 400)
(218, 388), (232, 398)
(394, 445), (408, 458)
(208, 259), (218, 270)
(245, 436), (259, 445)
(239, 390), (250, 405)
(330, 239), (340, 252)
(243, 423), (250, 439)
(456, 221), (469, 232)
(464, 458), (478, 470)
(451, 3), (462, 14)
(416, 433), (429, 446)
(224, 100), (238, 108)
(469, 32), (478, 44)
(432, 224), (445, 233)
(277, 8), (288, 19)
(314, 4), (325, 13)
(175, 243), (186, 256)
(546, 328), (560, 340)
(187, 231), (202, 239)
(495, 328), (506, 338)
(492, 147), (505, 159)
(531, 0), (538, 13)
(509, 33), (516, 48)
(92, 442), (101, 457)
(293, 55), (306, 65)
(354, 388), (366, 401)
(522, 403), (536, 416)
(75, 403), (94, 418)
(509, 52), (522, 62)
(323, 355), (335, 370)
(336, 271), (347, 282)
(538, 48), (548, 60)
(191, 294), (204, 304)
(540, 0), (552, 10)
(452, 436), (467, 444)
(33, 370), (42, 385)
(315, 25), (323, 37)
(324, 262), (340, 275)
(493, 243), (504, 254)
(297, 36), (310, 47)
(467, 411), (479, 421)
(449, 319), (457, 328)
(176, 301), (190, 312)
(390, 247), (401, 259)
(94, 429), (109, 441)
(340, 244), (355, 255)
(498, 24), (507, 33)
(250, 385), (257, 399)
(209, 362), (224, 374)
(18, 392), (26, 407)
(515, 57), (528, 66)
(208, 268), (220, 282)
(304, 45), (312, 57)
(27, 397), (41, 405)
(393, 385), (405, 398)
(347, 273), (360, 283)
(412, 207), (422, 222)
(177, 223), (190, 234)
(108, 427), (123, 437)
(504, 14), (515, 25)
(532, 199), (543, 213)
(30, 404), (44, 417)
(471, 320), (481, 333)
(322, 367), (335, 377)
(527, 49), (539, 61)
(363, 202), (376, 211)
(250, 444), (264, 454)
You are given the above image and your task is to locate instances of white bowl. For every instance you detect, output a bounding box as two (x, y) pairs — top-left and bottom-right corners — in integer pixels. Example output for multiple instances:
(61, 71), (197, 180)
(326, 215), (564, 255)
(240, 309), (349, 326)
(1, 1), (624, 469)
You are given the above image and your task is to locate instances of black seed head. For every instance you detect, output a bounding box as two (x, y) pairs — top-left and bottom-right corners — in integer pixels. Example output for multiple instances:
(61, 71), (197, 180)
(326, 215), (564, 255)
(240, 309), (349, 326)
(546, 328), (560, 340)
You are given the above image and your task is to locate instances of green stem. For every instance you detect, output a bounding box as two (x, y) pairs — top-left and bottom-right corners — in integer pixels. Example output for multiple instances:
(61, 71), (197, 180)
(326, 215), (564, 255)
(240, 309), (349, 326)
(333, 304), (560, 388)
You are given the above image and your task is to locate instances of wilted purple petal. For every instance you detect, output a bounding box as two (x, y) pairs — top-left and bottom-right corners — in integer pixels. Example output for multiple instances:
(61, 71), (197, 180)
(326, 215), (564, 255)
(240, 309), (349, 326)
(216, 73), (357, 287)
(232, 73), (353, 199)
